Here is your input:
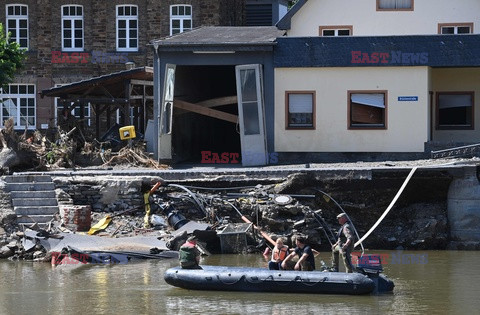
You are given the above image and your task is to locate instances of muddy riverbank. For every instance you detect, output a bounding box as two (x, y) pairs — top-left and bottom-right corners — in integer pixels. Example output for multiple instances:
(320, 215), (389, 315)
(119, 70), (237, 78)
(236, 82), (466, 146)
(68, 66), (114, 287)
(1, 158), (479, 262)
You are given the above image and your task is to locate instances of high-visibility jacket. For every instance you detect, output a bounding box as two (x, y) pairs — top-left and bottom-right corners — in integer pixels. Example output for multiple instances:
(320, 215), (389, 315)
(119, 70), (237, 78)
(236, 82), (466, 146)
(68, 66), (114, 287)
(271, 245), (288, 262)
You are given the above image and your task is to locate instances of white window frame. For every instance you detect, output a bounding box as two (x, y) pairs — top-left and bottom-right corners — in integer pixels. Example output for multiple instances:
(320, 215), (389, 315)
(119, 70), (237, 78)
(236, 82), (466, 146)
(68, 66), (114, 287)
(170, 5), (192, 36)
(116, 108), (135, 125)
(439, 24), (473, 35)
(319, 26), (353, 37)
(0, 84), (36, 130)
(61, 5), (84, 51)
(116, 5), (138, 52)
(5, 4), (29, 49)
(54, 95), (91, 127)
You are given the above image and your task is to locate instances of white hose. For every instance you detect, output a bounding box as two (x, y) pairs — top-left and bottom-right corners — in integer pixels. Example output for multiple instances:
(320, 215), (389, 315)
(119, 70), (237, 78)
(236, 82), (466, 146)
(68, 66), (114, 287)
(354, 167), (418, 248)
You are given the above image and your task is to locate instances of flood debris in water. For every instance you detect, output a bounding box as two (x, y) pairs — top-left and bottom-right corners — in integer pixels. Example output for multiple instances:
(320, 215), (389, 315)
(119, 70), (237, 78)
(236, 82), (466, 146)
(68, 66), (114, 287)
(1, 173), (460, 264)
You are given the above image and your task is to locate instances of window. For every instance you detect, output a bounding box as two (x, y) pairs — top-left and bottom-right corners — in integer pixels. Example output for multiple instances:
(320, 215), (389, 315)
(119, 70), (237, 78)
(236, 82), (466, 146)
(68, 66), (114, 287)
(348, 91), (387, 129)
(319, 26), (353, 37)
(116, 5), (138, 51)
(170, 5), (192, 35)
(54, 94), (91, 127)
(6, 4), (28, 49)
(439, 23), (473, 35)
(286, 91), (315, 129)
(377, 0), (413, 11)
(436, 92), (474, 130)
(61, 5), (83, 51)
(0, 84), (36, 129)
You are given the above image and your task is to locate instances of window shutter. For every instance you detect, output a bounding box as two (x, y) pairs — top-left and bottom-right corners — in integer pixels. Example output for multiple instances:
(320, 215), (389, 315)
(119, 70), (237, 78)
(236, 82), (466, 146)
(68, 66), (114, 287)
(439, 94), (472, 109)
(351, 94), (385, 108)
(289, 94), (312, 113)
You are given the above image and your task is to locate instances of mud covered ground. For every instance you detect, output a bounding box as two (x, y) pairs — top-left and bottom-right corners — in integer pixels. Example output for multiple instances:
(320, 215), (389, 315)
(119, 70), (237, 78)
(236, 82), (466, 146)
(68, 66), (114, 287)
(1, 156), (479, 261)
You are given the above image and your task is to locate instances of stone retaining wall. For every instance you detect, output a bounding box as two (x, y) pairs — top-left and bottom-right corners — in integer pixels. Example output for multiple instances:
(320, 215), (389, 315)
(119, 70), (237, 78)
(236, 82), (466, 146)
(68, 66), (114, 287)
(52, 176), (162, 212)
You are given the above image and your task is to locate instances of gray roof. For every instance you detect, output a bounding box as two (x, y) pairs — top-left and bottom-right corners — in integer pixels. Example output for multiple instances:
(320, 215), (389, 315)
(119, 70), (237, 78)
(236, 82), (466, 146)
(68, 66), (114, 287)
(276, 0), (308, 30)
(151, 26), (286, 49)
(41, 66), (153, 98)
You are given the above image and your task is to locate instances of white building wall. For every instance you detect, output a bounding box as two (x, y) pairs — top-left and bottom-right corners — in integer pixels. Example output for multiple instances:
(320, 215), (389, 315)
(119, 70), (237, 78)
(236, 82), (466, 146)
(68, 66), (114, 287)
(274, 67), (429, 152)
(288, 0), (480, 37)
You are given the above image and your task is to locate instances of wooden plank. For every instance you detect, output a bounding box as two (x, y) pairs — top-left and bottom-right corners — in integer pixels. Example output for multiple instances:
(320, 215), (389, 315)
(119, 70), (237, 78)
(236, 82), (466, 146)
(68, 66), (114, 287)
(351, 104), (384, 124)
(130, 79), (154, 86)
(174, 99), (238, 123)
(196, 96), (237, 108)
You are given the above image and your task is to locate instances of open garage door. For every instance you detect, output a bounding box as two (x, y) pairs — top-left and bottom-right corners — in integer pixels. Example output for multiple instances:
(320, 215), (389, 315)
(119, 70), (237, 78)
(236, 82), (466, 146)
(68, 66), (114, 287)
(235, 64), (267, 166)
(159, 64), (175, 160)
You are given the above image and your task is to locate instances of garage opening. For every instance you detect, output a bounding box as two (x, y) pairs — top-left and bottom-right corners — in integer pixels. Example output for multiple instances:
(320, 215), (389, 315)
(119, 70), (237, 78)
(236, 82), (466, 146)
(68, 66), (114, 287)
(171, 65), (240, 163)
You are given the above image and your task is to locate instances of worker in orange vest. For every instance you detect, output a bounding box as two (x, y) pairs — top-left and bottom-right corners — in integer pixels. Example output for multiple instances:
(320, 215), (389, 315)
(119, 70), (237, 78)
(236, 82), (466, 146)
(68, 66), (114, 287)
(268, 238), (289, 270)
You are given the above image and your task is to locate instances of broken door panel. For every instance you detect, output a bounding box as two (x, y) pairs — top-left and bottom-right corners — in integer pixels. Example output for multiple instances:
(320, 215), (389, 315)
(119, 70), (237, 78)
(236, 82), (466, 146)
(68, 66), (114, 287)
(159, 64), (176, 159)
(235, 64), (267, 166)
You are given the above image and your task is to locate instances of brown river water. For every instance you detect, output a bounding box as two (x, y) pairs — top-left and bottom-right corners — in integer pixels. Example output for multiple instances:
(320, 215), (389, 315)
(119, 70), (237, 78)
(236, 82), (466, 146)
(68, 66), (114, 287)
(1, 250), (479, 314)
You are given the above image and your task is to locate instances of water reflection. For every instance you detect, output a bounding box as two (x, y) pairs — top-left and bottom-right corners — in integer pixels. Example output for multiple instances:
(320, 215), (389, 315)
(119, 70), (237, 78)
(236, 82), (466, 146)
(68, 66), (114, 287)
(1, 251), (480, 314)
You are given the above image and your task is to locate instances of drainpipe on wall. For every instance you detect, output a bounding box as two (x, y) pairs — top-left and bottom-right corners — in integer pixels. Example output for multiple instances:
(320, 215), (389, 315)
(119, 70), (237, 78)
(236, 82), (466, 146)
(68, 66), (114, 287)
(429, 91), (433, 142)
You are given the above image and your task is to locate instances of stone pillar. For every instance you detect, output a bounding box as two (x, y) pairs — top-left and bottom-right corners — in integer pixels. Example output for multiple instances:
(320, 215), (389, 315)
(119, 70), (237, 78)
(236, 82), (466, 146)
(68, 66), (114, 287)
(447, 166), (480, 242)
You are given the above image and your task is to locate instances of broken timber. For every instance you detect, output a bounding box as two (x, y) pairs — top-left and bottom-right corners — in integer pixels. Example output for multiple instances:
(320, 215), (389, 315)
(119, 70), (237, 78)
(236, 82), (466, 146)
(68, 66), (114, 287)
(174, 98), (238, 123)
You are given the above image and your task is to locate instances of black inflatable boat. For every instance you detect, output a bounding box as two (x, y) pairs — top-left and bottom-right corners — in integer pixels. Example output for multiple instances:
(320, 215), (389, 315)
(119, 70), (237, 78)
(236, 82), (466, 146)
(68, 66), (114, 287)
(164, 257), (394, 295)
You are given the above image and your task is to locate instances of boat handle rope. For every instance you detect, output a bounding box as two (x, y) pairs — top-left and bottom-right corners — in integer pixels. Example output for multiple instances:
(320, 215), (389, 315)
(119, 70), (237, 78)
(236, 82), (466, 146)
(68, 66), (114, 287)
(216, 274), (245, 285)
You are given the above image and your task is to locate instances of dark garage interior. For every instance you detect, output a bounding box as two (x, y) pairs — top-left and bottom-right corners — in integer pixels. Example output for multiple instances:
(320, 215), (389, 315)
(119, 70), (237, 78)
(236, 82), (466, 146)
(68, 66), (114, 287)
(171, 65), (241, 163)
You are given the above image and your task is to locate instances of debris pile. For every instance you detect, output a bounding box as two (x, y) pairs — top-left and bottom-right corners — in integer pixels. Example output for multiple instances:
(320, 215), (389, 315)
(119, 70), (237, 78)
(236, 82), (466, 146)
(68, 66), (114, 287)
(0, 119), (168, 173)
(0, 175), (454, 263)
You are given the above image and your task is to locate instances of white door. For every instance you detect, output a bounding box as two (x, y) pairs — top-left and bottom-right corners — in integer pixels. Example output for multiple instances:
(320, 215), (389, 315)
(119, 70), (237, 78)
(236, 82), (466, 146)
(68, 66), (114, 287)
(159, 64), (176, 159)
(235, 64), (267, 166)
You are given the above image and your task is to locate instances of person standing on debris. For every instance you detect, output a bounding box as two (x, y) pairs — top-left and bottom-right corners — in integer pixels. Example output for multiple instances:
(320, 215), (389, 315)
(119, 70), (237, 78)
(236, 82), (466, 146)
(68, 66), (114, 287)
(268, 238), (289, 270)
(281, 236), (315, 271)
(331, 213), (355, 273)
(179, 235), (202, 269)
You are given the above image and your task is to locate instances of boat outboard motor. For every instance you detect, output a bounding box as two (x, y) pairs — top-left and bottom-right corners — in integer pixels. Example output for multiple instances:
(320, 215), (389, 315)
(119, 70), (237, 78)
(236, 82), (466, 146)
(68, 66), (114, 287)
(355, 254), (394, 293)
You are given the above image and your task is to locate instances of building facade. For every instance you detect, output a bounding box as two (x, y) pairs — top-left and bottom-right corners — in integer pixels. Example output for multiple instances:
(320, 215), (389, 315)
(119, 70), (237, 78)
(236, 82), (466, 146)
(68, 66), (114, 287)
(275, 0), (480, 160)
(0, 0), (246, 131)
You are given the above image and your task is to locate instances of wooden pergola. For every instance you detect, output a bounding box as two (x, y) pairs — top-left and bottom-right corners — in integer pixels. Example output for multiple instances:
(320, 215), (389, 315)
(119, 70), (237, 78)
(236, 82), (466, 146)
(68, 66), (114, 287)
(40, 67), (154, 140)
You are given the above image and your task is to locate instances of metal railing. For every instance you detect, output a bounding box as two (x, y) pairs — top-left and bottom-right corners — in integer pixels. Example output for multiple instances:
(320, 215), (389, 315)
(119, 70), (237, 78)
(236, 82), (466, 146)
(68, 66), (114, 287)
(431, 143), (480, 159)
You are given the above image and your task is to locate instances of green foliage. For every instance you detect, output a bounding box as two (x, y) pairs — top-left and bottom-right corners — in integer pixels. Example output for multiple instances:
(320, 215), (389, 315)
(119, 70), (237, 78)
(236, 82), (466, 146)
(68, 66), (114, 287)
(288, 0), (299, 9)
(0, 23), (26, 90)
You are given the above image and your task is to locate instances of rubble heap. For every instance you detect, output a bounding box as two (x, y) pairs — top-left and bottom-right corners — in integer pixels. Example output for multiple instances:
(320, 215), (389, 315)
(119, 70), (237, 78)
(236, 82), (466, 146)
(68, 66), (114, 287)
(0, 175), (454, 263)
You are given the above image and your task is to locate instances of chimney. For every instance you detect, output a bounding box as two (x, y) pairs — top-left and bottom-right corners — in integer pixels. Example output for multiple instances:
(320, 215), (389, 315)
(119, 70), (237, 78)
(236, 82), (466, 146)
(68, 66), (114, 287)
(125, 62), (135, 70)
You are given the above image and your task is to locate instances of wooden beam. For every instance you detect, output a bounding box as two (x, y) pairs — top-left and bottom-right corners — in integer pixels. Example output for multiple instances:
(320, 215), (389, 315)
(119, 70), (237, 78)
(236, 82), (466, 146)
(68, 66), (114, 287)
(95, 104), (100, 140)
(174, 99), (238, 124)
(196, 96), (237, 108)
(130, 79), (153, 86)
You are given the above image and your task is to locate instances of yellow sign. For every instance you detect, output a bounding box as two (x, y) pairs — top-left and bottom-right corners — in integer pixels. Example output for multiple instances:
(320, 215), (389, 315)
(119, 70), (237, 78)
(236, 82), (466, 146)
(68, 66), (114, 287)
(119, 125), (136, 140)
